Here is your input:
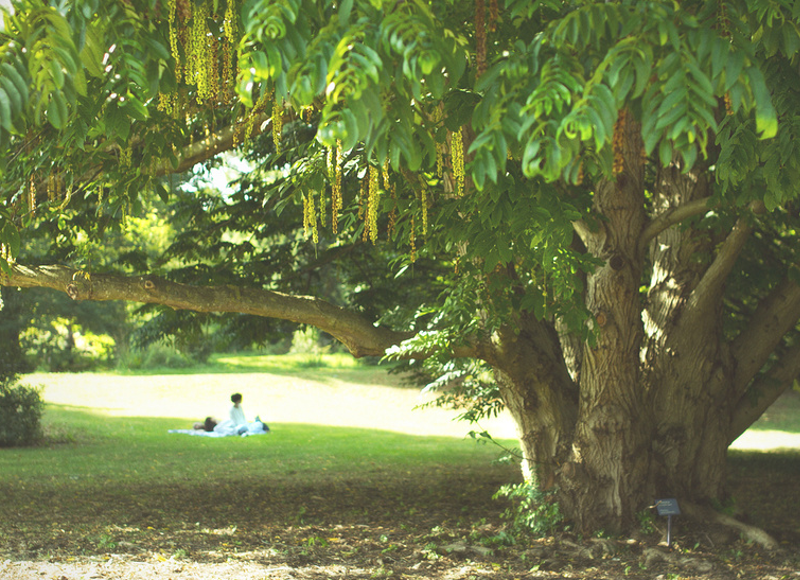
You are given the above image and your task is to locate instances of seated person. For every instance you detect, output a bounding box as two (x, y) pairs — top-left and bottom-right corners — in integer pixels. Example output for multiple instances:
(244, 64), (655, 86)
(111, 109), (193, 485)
(213, 393), (269, 436)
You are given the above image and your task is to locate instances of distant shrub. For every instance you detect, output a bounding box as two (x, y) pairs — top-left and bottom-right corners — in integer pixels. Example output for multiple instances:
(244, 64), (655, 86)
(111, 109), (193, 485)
(20, 319), (116, 372)
(0, 378), (44, 447)
(119, 342), (193, 370)
(289, 326), (330, 367)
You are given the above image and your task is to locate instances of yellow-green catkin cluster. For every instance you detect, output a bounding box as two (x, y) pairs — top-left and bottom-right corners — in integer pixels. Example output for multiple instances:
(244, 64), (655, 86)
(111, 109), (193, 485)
(382, 160), (397, 236)
(358, 172), (367, 225)
(420, 182), (429, 237)
(28, 175), (37, 216)
(160, 0), (240, 109)
(190, 1), (213, 101)
(46, 173), (60, 202)
(367, 165), (380, 244)
(223, 0), (239, 92)
(433, 107), (444, 178)
(272, 99), (283, 155)
(167, 0), (181, 82)
(330, 141), (343, 234)
(409, 215), (416, 262)
(451, 127), (465, 196)
(303, 190), (319, 243)
(235, 85), (271, 146)
(120, 144), (132, 169)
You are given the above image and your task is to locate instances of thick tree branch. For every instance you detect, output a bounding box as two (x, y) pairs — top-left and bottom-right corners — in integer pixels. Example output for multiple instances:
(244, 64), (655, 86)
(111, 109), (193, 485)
(729, 277), (800, 396)
(685, 216), (752, 315)
(638, 197), (712, 254)
(151, 113), (270, 177)
(0, 263), (453, 359)
(728, 341), (800, 444)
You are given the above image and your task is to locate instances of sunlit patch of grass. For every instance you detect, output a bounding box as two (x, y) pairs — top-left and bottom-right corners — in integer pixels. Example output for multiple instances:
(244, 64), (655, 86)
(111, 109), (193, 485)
(211, 352), (368, 372)
(747, 392), (800, 434)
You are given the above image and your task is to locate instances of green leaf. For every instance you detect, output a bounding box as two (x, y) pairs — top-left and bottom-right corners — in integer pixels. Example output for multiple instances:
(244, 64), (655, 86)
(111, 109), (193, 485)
(747, 67), (777, 139)
(656, 85), (687, 119)
(123, 93), (149, 121)
(0, 86), (11, 131)
(0, 76), (21, 118)
(49, 90), (68, 129)
(710, 36), (728, 80)
(658, 139), (673, 167)
(632, 53), (651, 98)
(80, 24), (106, 78)
(522, 138), (541, 176)
(1, 62), (29, 104)
(49, 58), (65, 89)
(680, 143), (697, 170)
(339, 0), (353, 27)
(724, 49), (745, 91)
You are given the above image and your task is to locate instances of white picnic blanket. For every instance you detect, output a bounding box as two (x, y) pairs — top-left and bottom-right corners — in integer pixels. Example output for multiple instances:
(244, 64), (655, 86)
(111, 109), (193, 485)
(169, 421), (270, 437)
(168, 429), (271, 437)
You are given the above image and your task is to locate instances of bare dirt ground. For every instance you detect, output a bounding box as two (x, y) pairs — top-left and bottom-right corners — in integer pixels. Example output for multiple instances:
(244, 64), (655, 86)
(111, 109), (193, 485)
(2, 377), (799, 579)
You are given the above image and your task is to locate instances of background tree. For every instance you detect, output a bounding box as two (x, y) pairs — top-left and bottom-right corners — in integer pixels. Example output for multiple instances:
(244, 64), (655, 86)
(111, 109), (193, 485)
(2, 0), (800, 537)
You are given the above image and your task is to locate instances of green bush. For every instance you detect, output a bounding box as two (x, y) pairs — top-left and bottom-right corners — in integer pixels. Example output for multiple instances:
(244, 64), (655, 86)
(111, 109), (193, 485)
(493, 482), (565, 538)
(0, 379), (44, 447)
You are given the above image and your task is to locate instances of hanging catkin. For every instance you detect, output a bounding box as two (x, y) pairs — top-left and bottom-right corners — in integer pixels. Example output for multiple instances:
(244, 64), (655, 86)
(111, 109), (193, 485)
(451, 127), (465, 197)
(409, 215), (416, 262)
(331, 141), (342, 234)
(272, 99), (283, 155)
(367, 165), (380, 244)
(223, 0), (239, 93)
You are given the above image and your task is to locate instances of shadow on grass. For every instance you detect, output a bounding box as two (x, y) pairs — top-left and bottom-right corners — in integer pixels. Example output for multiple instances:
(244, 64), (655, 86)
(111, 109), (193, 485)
(728, 449), (800, 543)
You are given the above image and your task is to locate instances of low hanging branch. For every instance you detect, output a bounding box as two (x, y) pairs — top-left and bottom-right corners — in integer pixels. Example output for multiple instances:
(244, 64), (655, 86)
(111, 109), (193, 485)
(150, 112), (271, 177)
(1, 263), (412, 358)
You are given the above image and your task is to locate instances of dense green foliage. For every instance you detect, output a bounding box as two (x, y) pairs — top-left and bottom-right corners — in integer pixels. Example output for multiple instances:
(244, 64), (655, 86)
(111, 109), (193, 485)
(0, 377), (43, 446)
(0, 0), (797, 345)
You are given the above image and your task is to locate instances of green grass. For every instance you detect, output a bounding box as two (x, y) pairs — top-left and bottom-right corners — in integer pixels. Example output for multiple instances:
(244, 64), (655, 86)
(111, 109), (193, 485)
(9, 404), (511, 488)
(5, 355), (519, 489)
(0, 362), (522, 562)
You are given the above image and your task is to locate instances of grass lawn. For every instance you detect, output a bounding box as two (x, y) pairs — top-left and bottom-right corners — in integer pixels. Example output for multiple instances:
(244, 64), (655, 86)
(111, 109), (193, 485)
(1, 355), (799, 580)
(1, 355), (522, 565)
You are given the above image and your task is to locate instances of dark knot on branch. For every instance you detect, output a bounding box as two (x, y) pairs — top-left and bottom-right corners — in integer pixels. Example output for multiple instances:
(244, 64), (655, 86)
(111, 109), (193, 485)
(66, 279), (92, 300)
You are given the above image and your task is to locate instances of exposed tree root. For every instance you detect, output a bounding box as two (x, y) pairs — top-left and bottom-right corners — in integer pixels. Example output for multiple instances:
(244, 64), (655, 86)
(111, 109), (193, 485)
(681, 502), (779, 550)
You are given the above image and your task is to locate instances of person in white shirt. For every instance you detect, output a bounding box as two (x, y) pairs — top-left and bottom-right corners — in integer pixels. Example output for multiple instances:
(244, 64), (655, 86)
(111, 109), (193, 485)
(213, 392), (269, 436)
(229, 392), (247, 427)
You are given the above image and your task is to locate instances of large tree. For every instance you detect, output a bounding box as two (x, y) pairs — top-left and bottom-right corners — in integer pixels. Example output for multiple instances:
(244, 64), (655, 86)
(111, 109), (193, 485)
(2, 0), (800, 535)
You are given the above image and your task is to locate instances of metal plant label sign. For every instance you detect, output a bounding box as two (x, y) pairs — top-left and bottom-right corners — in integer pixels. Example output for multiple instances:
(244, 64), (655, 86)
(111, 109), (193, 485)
(655, 498), (681, 517)
(655, 499), (681, 547)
